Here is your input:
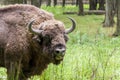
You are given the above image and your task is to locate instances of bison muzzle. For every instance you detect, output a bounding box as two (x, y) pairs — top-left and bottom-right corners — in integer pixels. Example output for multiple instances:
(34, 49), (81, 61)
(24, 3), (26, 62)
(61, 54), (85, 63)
(0, 4), (76, 80)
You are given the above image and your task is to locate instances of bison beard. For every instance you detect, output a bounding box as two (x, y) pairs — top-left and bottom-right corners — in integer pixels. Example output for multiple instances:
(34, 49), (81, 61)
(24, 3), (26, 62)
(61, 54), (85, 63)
(0, 4), (76, 80)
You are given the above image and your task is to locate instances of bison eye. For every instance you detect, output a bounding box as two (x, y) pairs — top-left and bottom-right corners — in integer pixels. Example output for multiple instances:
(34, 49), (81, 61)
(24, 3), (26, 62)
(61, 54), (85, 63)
(64, 34), (69, 42)
(43, 35), (52, 45)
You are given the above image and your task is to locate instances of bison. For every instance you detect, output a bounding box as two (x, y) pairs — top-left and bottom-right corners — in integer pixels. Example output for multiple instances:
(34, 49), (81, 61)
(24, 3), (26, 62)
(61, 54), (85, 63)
(0, 4), (76, 80)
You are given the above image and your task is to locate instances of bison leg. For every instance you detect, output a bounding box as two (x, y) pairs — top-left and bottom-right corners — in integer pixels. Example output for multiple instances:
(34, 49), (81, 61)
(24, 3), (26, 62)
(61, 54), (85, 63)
(19, 76), (29, 80)
(5, 59), (22, 80)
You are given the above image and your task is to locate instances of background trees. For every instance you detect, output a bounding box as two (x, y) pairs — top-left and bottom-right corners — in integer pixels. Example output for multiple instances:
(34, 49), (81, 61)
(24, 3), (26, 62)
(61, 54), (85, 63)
(89, 0), (105, 10)
(1, 0), (120, 36)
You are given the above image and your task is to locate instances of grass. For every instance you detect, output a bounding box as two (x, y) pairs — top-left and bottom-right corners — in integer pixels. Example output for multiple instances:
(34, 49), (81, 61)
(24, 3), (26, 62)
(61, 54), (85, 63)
(0, 5), (120, 80)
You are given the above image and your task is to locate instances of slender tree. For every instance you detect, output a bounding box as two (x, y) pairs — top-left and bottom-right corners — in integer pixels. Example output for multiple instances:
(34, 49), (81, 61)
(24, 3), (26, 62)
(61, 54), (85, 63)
(103, 0), (116, 27)
(62, 0), (65, 7)
(47, 0), (51, 6)
(71, 0), (74, 5)
(23, 0), (27, 4)
(89, 0), (97, 10)
(31, 0), (33, 5)
(113, 0), (120, 36)
(53, 0), (57, 7)
(98, 0), (105, 10)
(38, 0), (42, 7)
(78, 0), (84, 15)
(76, 0), (79, 6)
(30, 0), (42, 8)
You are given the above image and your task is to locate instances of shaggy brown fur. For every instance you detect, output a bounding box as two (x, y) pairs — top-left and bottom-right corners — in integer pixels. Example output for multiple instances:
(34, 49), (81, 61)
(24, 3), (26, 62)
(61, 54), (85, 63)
(0, 4), (69, 80)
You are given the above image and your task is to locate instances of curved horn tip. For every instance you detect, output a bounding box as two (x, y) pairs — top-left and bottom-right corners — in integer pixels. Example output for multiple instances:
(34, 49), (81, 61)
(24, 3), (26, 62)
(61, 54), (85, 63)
(28, 19), (43, 35)
(65, 17), (76, 34)
(28, 19), (35, 30)
(28, 19), (35, 26)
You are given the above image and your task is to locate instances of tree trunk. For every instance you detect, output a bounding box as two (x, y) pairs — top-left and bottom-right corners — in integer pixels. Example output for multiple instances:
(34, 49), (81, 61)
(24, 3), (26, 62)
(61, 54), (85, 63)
(53, 0), (57, 7)
(78, 0), (84, 15)
(103, 0), (116, 27)
(113, 0), (120, 36)
(76, 0), (79, 6)
(17, 0), (23, 4)
(38, 0), (42, 8)
(71, 0), (74, 5)
(47, 0), (51, 6)
(62, 0), (65, 7)
(31, 0), (42, 8)
(23, 0), (27, 4)
(98, 0), (105, 10)
(89, 0), (97, 10)
(31, 0), (33, 5)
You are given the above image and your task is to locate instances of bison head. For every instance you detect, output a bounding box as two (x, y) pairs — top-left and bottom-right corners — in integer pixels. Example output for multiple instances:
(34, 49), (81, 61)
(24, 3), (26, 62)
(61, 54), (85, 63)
(28, 17), (76, 65)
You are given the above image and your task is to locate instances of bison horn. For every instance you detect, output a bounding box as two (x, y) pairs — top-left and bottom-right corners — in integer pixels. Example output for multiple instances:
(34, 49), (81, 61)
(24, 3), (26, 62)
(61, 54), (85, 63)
(65, 17), (76, 34)
(28, 19), (43, 35)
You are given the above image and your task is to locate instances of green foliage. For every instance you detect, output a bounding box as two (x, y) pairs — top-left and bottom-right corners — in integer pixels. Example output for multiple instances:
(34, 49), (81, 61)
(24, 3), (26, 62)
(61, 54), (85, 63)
(0, 68), (6, 80)
(0, 5), (120, 80)
(41, 5), (78, 16)
(41, 4), (89, 16)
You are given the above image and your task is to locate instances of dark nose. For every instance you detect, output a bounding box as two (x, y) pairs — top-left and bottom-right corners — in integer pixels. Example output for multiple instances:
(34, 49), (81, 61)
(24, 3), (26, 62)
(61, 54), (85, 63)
(55, 47), (66, 56)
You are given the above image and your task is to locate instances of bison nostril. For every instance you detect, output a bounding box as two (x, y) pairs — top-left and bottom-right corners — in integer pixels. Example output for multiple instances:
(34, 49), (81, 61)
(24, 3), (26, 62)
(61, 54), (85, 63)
(56, 50), (60, 54)
(55, 48), (66, 55)
(54, 47), (66, 60)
